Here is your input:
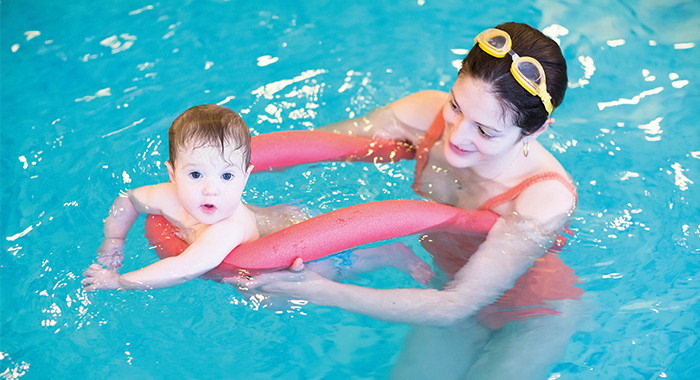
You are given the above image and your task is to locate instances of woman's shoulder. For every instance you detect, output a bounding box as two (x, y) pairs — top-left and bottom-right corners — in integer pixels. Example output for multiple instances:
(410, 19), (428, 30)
(389, 90), (448, 132)
(512, 148), (577, 229)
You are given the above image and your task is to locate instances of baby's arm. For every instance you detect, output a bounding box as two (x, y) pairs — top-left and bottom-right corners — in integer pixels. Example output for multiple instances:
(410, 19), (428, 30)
(96, 184), (173, 269)
(84, 219), (249, 291)
(96, 192), (140, 270)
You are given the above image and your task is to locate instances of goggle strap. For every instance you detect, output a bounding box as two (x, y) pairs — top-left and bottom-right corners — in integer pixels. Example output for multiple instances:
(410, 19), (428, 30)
(510, 65), (554, 116)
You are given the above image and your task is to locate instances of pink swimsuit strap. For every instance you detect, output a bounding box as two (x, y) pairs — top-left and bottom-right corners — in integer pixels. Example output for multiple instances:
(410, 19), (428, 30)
(411, 111), (445, 195)
(413, 112), (578, 210)
(478, 171), (578, 211)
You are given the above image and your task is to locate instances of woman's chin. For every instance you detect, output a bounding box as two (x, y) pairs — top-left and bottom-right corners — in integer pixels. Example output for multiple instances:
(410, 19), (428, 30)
(444, 147), (479, 168)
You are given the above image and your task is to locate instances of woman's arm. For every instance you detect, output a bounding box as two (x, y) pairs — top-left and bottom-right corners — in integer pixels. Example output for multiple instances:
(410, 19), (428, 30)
(244, 216), (554, 326)
(318, 90), (448, 145)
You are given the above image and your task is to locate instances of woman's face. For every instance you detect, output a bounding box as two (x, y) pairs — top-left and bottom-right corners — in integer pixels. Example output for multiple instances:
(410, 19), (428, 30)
(442, 75), (523, 170)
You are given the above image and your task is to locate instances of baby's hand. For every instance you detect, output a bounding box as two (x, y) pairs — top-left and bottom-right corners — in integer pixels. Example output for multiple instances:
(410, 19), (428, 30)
(97, 238), (124, 270)
(82, 263), (121, 291)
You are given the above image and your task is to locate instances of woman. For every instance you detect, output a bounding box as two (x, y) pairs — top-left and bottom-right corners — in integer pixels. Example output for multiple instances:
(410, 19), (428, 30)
(242, 22), (583, 378)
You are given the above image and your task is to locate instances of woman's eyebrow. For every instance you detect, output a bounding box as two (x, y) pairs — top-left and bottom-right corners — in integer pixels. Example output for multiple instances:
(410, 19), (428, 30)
(451, 90), (503, 134)
(477, 122), (504, 135)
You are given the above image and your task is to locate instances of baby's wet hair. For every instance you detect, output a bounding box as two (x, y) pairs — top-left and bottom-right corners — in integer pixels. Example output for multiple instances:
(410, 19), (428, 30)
(168, 104), (251, 167)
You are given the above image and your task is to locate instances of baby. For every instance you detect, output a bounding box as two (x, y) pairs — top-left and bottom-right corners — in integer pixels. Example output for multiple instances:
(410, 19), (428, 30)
(82, 104), (258, 291)
(83, 104), (433, 292)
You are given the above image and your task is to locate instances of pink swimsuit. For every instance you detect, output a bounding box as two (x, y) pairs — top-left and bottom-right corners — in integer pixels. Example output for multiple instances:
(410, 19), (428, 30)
(413, 112), (583, 330)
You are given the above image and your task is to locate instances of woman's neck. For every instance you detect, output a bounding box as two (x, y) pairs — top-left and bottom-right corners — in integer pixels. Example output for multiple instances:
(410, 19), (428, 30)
(470, 143), (526, 183)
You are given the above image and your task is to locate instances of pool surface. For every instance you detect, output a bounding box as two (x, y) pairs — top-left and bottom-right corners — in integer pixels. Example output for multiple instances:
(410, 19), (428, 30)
(2, 0), (699, 378)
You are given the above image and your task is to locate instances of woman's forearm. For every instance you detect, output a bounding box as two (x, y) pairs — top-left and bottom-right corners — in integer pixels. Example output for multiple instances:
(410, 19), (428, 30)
(285, 216), (555, 326)
(316, 280), (478, 326)
(318, 106), (424, 143)
(317, 112), (379, 138)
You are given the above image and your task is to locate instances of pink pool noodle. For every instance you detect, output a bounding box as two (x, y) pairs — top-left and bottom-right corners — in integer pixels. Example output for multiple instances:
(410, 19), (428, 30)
(144, 131), (498, 274)
(250, 130), (416, 171)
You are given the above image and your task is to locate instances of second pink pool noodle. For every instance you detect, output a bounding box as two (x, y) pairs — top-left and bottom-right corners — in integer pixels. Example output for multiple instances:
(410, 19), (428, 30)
(250, 130), (416, 171)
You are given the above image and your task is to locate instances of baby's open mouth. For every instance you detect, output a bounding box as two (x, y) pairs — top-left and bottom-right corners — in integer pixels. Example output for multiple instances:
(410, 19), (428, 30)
(201, 204), (216, 213)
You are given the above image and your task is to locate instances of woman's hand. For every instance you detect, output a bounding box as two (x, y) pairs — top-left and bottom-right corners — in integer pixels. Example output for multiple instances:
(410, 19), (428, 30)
(82, 263), (121, 291)
(226, 258), (332, 301)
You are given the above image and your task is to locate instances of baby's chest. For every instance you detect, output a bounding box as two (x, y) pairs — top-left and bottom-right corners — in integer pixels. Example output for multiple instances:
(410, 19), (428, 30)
(163, 213), (206, 244)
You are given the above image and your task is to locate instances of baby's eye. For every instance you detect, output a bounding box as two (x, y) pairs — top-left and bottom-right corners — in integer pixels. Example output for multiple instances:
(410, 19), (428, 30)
(221, 173), (234, 180)
(189, 171), (202, 179)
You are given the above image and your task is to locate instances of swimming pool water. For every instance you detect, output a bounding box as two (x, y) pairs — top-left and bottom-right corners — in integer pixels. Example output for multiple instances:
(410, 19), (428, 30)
(2, 0), (699, 378)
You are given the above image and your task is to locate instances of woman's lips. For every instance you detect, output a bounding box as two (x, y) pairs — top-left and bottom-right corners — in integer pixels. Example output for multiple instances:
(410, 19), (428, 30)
(449, 141), (474, 156)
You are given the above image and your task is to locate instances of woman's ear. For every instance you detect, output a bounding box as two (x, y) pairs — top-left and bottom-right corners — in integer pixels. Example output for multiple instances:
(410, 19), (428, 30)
(525, 118), (555, 142)
(165, 161), (176, 183)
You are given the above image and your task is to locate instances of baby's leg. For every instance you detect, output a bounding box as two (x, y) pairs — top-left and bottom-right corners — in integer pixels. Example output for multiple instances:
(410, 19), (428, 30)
(306, 243), (434, 284)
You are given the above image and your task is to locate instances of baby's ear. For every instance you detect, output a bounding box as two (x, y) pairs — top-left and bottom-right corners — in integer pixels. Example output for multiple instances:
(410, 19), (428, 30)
(246, 164), (254, 176)
(165, 161), (176, 183)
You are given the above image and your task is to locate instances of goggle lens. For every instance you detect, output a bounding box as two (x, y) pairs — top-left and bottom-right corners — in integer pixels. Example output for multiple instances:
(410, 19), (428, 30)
(516, 60), (542, 86)
(487, 35), (508, 50)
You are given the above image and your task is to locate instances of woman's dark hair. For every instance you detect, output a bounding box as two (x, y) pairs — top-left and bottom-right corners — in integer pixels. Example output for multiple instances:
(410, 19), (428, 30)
(459, 22), (568, 135)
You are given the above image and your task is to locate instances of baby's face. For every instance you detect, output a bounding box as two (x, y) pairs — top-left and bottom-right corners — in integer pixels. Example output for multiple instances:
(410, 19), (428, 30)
(168, 142), (250, 225)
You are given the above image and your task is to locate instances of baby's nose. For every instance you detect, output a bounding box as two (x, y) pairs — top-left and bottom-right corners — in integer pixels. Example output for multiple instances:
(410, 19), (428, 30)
(202, 181), (219, 195)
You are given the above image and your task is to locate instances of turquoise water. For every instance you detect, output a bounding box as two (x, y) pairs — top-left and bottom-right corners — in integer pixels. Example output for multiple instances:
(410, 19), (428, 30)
(2, 0), (699, 378)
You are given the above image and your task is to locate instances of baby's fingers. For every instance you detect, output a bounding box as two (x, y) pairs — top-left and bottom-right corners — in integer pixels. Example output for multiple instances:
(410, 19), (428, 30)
(97, 256), (120, 269)
(82, 263), (104, 277)
(81, 276), (97, 289)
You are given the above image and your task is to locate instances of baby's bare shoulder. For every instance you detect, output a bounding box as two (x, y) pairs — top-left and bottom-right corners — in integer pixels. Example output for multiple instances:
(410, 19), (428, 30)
(129, 182), (179, 214)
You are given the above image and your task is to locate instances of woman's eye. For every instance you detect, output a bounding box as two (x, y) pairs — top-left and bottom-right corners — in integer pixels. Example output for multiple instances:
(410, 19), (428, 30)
(189, 171), (202, 179)
(477, 126), (493, 139)
(449, 99), (460, 112)
(221, 173), (233, 180)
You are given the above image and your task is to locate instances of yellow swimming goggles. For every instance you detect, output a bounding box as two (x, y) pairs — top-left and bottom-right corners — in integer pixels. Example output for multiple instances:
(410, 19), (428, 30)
(474, 28), (554, 115)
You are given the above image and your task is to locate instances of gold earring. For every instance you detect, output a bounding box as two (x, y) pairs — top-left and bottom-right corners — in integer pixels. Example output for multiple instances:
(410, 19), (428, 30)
(523, 141), (530, 157)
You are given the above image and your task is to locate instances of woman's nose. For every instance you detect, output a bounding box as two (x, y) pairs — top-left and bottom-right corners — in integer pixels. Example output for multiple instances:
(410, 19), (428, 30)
(452, 116), (476, 141)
